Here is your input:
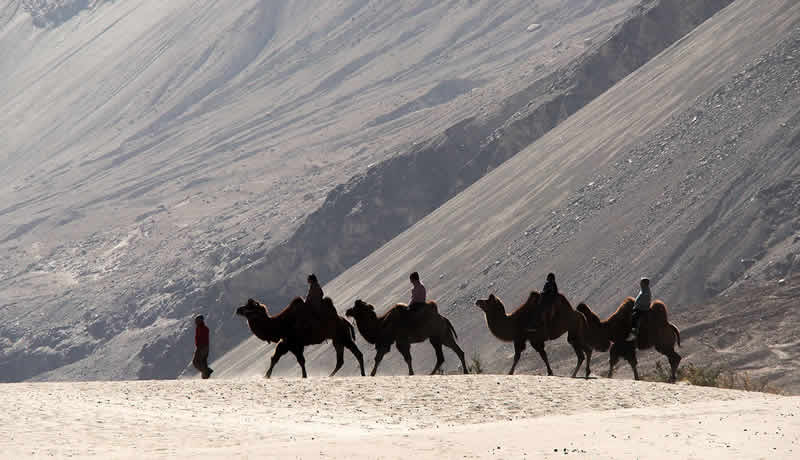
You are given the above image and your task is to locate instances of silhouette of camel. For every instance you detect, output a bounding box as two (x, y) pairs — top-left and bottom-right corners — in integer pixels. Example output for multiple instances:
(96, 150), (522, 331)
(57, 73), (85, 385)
(476, 292), (592, 378)
(345, 299), (468, 376)
(236, 298), (365, 378)
(577, 298), (681, 381)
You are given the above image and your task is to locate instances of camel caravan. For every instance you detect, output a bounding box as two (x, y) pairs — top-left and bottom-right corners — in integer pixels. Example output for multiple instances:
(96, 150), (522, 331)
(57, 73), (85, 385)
(236, 272), (682, 382)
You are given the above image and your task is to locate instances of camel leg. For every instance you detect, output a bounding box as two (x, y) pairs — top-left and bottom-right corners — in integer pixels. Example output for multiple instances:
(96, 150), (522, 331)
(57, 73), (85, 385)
(371, 345), (388, 377)
(266, 341), (292, 378)
(658, 345), (682, 383)
(568, 340), (585, 379)
(509, 340), (525, 375)
(530, 340), (554, 376)
(330, 342), (345, 377)
(344, 339), (366, 377)
(429, 338), (445, 375)
(442, 334), (468, 374)
(626, 348), (639, 381)
(397, 342), (414, 376)
(290, 344), (307, 378)
(669, 350), (682, 383)
(584, 349), (593, 379)
(608, 344), (620, 379)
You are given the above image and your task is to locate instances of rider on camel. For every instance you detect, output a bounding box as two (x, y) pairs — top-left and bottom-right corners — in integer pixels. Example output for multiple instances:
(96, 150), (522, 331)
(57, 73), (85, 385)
(536, 273), (559, 333)
(627, 277), (652, 342)
(306, 273), (324, 318)
(408, 272), (427, 312)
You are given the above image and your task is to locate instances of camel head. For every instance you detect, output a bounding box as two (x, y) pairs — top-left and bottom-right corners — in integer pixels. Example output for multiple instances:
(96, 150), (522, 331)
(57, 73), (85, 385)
(475, 294), (504, 314)
(236, 298), (268, 319)
(346, 299), (375, 320)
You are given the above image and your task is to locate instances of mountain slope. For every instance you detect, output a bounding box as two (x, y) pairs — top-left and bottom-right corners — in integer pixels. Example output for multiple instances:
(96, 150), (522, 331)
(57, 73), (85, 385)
(173, 0), (736, 379)
(672, 276), (800, 394)
(210, 0), (735, 333)
(0, 0), (640, 380)
(218, 0), (800, 381)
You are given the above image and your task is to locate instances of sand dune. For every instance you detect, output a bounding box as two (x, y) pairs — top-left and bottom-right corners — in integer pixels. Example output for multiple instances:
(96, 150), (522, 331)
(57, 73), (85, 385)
(2, 376), (797, 458)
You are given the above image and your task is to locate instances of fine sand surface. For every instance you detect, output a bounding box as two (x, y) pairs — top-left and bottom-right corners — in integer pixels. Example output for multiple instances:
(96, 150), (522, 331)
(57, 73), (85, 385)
(2, 376), (798, 459)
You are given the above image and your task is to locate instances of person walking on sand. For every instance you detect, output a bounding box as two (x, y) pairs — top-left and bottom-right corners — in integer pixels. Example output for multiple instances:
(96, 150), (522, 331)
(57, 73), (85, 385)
(626, 277), (652, 342)
(193, 315), (213, 379)
(408, 271), (427, 312)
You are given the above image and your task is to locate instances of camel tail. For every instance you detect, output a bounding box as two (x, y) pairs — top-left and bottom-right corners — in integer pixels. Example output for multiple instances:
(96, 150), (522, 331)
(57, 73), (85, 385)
(445, 317), (458, 340)
(670, 323), (681, 347)
(347, 320), (356, 341)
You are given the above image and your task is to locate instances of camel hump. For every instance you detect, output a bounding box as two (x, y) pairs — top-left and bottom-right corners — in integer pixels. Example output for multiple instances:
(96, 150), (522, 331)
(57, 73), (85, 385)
(649, 300), (669, 322)
(426, 300), (438, 313)
(650, 300), (667, 313)
(576, 303), (599, 324)
(409, 301), (437, 315)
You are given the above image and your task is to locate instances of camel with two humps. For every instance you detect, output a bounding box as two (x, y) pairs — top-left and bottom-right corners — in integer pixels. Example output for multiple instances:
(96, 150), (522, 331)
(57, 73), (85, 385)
(576, 298), (681, 381)
(236, 297), (365, 378)
(475, 292), (592, 378)
(345, 299), (468, 376)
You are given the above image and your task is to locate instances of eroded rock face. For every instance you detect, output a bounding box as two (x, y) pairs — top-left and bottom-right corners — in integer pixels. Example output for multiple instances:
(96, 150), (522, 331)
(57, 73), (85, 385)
(22, 0), (103, 27)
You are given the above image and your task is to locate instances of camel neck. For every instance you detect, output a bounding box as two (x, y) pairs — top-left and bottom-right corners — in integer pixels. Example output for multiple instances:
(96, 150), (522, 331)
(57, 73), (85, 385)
(353, 314), (380, 344)
(248, 315), (280, 342)
(483, 308), (516, 341)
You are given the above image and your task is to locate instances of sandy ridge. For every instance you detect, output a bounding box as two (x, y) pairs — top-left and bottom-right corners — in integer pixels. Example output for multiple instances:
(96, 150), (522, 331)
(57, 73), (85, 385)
(2, 375), (797, 458)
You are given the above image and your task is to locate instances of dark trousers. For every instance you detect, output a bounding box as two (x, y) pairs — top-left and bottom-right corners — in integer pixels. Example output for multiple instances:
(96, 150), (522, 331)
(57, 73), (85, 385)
(631, 310), (645, 332)
(193, 345), (211, 378)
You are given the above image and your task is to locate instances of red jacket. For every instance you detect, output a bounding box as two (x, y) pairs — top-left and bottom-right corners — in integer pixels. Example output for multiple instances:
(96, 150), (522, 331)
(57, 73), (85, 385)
(195, 323), (210, 347)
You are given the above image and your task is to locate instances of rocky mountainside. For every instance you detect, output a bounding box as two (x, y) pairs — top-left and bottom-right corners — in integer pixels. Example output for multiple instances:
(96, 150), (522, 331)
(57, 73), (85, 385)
(219, 0), (735, 315)
(0, 0), (640, 380)
(194, 0), (736, 373)
(20, 0), (105, 27)
(672, 276), (800, 394)
(218, 0), (800, 384)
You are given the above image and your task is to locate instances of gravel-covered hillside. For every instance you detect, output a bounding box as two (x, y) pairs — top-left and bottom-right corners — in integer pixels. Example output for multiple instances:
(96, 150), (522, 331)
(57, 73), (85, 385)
(0, 0), (639, 380)
(219, 0), (800, 383)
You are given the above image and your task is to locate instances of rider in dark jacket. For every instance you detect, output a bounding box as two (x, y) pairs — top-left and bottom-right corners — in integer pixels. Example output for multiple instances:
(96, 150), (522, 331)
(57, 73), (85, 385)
(306, 274), (324, 317)
(542, 273), (558, 300)
(627, 277), (652, 342)
(535, 273), (559, 332)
